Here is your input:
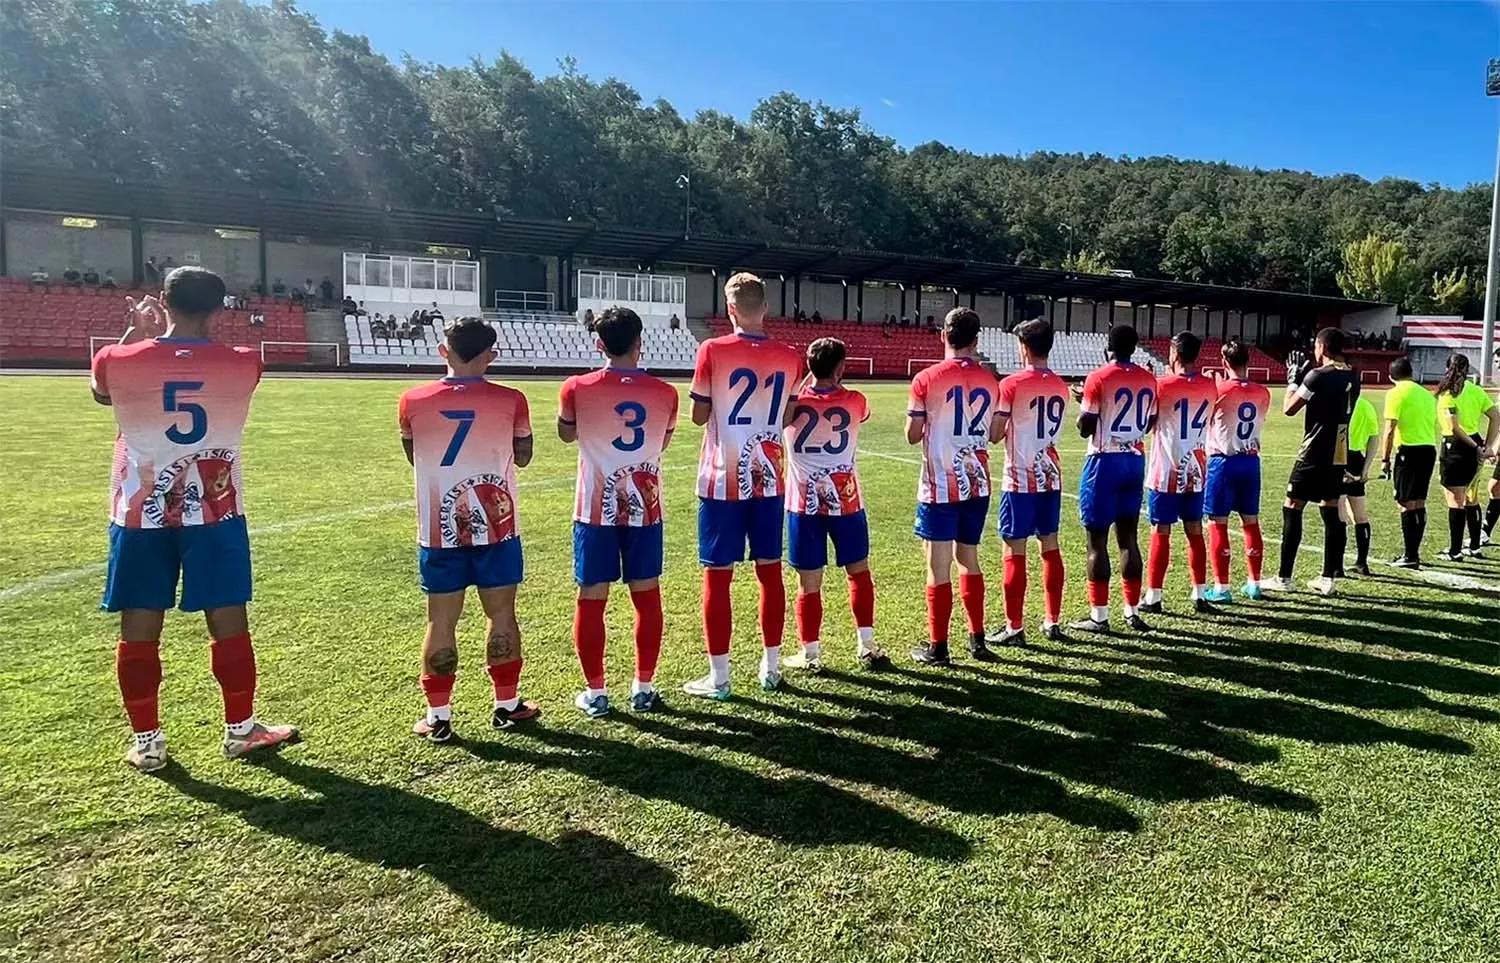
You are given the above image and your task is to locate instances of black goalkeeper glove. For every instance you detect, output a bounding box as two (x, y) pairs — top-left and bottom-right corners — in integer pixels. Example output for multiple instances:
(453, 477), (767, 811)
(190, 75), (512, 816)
(1288, 359), (1314, 387)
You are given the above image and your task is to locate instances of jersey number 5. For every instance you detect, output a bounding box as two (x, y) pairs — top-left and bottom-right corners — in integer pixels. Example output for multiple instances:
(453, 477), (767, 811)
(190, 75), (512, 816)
(162, 381), (207, 445)
(439, 410), (476, 466)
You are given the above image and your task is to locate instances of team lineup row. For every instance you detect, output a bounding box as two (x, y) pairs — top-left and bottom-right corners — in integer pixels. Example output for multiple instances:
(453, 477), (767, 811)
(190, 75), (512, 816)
(88, 268), (1500, 766)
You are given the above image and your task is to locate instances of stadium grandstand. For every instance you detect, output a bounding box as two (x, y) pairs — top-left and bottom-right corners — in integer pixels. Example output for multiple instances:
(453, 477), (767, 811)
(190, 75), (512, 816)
(0, 165), (1402, 380)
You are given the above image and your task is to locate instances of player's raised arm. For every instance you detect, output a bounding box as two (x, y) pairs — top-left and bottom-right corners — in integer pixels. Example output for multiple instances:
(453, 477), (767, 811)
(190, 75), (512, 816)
(89, 344), (112, 406)
(1076, 371), (1100, 438)
(514, 394), (534, 468)
(398, 394), (415, 465)
(557, 380), (578, 443)
(1283, 364), (1315, 416)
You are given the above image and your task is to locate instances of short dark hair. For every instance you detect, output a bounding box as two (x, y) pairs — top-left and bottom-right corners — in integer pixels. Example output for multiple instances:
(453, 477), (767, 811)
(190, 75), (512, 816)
(1389, 356), (1413, 380)
(1107, 324), (1138, 361)
(444, 317), (497, 362)
(1221, 337), (1250, 369)
(1171, 330), (1202, 364)
(162, 266), (226, 320)
(807, 337), (846, 379)
(1014, 319), (1053, 358)
(594, 306), (642, 357)
(944, 307), (981, 349)
(1315, 327), (1345, 358)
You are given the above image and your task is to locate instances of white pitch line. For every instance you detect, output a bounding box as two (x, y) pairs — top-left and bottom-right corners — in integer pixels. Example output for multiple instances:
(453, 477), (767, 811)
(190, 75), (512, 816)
(861, 449), (1500, 594)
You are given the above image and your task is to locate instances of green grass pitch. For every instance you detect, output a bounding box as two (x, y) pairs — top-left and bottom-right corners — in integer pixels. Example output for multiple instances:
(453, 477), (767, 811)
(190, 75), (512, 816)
(1, 373), (1496, 962)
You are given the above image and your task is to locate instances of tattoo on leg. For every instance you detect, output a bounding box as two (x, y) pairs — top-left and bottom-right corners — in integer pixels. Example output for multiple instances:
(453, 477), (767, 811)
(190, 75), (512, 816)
(428, 646), (459, 675)
(486, 626), (519, 663)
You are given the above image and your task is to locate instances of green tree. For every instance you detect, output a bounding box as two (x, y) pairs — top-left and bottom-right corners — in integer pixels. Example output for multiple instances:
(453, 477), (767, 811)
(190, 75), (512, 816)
(1336, 234), (1422, 308)
(1062, 249), (1113, 275)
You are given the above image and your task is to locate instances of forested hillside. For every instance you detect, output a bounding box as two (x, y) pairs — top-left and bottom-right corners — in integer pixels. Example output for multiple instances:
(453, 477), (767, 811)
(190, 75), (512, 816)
(1, 0), (1489, 312)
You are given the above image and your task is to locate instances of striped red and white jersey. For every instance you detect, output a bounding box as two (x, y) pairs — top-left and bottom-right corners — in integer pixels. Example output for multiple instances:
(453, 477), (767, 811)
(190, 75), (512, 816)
(908, 357), (1001, 503)
(91, 338), (261, 528)
(690, 332), (804, 500)
(784, 385), (870, 516)
(1147, 372), (1217, 493)
(1208, 377), (1272, 456)
(559, 367), (679, 526)
(996, 366), (1067, 493)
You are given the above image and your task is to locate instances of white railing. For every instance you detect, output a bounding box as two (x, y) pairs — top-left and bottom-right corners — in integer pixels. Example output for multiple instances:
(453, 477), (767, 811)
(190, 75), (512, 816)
(907, 358), (944, 377)
(261, 341), (345, 366)
(845, 356), (875, 377)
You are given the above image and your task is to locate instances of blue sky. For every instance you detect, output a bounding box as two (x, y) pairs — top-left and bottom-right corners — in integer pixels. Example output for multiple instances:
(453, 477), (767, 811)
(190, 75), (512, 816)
(298, 0), (1500, 188)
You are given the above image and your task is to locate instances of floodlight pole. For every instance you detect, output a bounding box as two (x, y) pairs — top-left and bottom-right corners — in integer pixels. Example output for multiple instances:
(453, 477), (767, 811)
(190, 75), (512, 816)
(1483, 59), (1500, 385)
(677, 173), (692, 240)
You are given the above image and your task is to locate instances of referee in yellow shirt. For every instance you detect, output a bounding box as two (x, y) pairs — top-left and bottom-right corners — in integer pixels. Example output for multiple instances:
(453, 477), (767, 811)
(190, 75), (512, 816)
(1380, 357), (1437, 568)
(1435, 353), (1500, 559)
(1341, 393), (1380, 575)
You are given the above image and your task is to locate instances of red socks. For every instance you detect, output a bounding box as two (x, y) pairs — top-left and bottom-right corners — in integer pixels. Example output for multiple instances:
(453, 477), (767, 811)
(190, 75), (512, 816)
(209, 633), (257, 725)
(1087, 579), (1109, 608)
(1210, 520), (1231, 585)
(795, 591), (823, 644)
(1122, 577), (1142, 608)
(1041, 549), (1064, 625)
(926, 582), (953, 644)
(1001, 556), (1026, 630)
(420, 672), (455, 710)
(1147, 530), (1170, 591)
(1244, 522), (1264, 582)
(848, 569), (875, 629)
(754, 562), (785, 649)
(573, 597), (608, 690)
(116, 640), (162, 733)
(630, 587), (663, 684)
(703, 568), (733, 656)
(957, 573), (985, 635)
(487, 660), (522, 703)
(1186, 528), (1208, 586)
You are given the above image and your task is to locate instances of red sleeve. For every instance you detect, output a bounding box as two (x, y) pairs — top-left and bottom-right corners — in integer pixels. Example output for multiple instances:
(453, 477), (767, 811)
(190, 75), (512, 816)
(90, 345), (112, 397)
(858, 391), (871, 423)
(513, 391), (533, 438)
(558, 378), (576, 424)
(397, 391), (413, 439)
(907, 371), (927, 416)
(665, 384), (681, 431)
(996, 374), (1017, 415)
(1081, 370), (1103, 413)
(690, 342), (713, 403)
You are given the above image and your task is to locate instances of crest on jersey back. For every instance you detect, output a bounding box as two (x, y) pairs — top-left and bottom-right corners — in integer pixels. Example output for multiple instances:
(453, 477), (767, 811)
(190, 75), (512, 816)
(145, 448), (239, 527)
(440, 473), (515, 546)
(739, 431), (783, 498)
(602, 463), (662, 525)
(952, 445), (991, 500)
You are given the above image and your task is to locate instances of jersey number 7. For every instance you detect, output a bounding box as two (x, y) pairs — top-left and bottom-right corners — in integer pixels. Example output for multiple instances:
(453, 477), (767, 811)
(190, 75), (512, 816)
(439, 410), (476, 466)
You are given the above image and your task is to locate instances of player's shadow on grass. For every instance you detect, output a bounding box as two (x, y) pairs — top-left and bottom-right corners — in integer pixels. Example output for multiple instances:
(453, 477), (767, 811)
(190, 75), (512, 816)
(459, 728), (971, 861)
(1254, 600), (1499, 667)
(1056, 632), (1496, 724)
(163, 756), (749, 948)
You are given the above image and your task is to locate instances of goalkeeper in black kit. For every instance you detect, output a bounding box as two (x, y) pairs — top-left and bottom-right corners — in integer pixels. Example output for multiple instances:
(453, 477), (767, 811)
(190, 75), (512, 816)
(1265, 328), (1360, 596)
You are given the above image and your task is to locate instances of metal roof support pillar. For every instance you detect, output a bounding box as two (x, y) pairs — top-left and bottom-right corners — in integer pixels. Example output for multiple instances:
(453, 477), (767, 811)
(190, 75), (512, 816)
(1109, 299), (1116, 326)
(1146, 303), (1155, 340)
(842, 279), (849, 321)
(856, 279), (864, 322)
(257, 223), (268, 300)
(1065, 294), (1073, 334)
(711, 268), (719, 317)
(794, 274), (802, 317)
(130, 217), (144, 287)
(780, 274), (788, 319)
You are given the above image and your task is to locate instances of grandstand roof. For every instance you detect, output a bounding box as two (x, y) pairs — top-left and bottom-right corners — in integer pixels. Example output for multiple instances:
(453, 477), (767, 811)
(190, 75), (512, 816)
(2, 165), (1388, 317)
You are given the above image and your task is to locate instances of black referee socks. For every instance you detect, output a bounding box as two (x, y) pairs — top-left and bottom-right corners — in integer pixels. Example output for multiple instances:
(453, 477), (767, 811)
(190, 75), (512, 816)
(1319, 505), (1346, 577)
(1448, 508), (1467, 557)
(1400, 509), (1425, 562)
(1355, 522), (1371, 566)
(1280, 505), (1303, 579)
(1486, 500), (1500, 538)
(1467, 505), (1482, 551)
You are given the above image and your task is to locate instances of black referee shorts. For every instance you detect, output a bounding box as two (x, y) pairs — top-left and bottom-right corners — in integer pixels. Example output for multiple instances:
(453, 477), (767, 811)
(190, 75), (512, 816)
(1287, 459), (1342, 504)
(1392, 445), (1437, 503)
(1342, 451), (1367, 498)
(1439, 435), (1482, 489)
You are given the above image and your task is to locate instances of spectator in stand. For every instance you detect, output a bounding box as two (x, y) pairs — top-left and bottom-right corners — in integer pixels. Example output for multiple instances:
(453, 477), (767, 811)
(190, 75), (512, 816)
(320, 276), (335, 305)
(341, 296), (358, 316)
(223, 293), (237, 311)
(408, 309), (422, 328)
(811, 310), (823, 325)
(289, 284), (305, 303)
(29, 266), (50, 288)
(63, 266), (82, 286)
(670, 312), (681, 330)
(83, 267), (100, 287)
(371, 315), (388, 339)
(926, 315), (937, 333)
(249, 311), (266, 327)
(304, 278), (316, 301)
(101, 269), (117, 290)
(396, 319), (412, 340)
(143, 257), (160, 288)
(271, 278), (287, 298)
(428, 302), (445, 323)
(583, 308), (595, 329)
(900, 313), (910, 328)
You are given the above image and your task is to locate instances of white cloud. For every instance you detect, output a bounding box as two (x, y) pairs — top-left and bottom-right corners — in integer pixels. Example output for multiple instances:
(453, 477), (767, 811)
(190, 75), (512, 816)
(880, 97), (897, 108)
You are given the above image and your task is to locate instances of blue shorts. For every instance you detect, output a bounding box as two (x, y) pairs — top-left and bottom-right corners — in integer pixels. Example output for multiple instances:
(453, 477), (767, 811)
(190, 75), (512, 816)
(698, 496), (784, 566)
(419, 538), (524, 594)
(1147, 490), (1206, 526)
(998, 491), (1063, 540)
(914, 497), (990, 545)
(1078, 453), (1145, 530)
(788, 511), (870, 570)
(102, 515), (252, 613)
(1204, 453), (1262, 518)
(574, 522), (664, 585)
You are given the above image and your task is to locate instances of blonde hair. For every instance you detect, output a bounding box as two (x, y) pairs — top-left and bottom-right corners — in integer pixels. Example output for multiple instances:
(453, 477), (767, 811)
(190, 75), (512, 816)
(724, 272), (766, 310)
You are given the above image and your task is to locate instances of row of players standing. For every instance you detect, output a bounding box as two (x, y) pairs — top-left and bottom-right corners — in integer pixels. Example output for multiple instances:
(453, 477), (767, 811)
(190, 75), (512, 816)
(90, 268), (1499, 768)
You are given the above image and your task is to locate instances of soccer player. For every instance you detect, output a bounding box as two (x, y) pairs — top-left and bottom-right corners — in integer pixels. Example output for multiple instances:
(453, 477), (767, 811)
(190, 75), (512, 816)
(92, 267), (297, 772)
(558, 307), (678, 716)
(1141, 331), (1219, 614)
(399, 318), (537, 741)
(990, 319), (1069, 644)
(908, 308), (1003, 664)
(781, 337), (886, 671)
(1341, 391), (1381, 575)
(1068, 324), (1158, 634)
(1270, 327), (1359, 595)
(1379, 356), (1437, 569)
(1203, 338), (1271, 601)
(1434, 353), (1500, 560)
(687, 272), (805, 697)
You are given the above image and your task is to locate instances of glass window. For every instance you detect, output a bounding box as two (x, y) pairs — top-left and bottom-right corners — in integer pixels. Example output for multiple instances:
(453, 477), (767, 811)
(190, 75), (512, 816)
(599, 274), (614, 301)
(455, 264), (476, 292)
(651, 276), (666, 302)
(673, 278), (685, 303)
(411, 260), (435, 289)
(344, 255), (362, 286)
(392, 260), (407, 288)
(368, 258), (390, 286)
(436, 263), (451, 290)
